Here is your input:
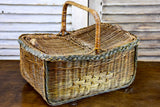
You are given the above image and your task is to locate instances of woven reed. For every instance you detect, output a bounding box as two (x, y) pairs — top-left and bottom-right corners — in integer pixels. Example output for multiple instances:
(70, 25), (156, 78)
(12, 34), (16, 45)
(19, 1), (139, 106)
(19, 23), (137, 59)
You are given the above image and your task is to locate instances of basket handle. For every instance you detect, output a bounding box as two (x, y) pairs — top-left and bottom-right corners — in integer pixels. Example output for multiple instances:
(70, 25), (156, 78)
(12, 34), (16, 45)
(60, 1), (101, 54)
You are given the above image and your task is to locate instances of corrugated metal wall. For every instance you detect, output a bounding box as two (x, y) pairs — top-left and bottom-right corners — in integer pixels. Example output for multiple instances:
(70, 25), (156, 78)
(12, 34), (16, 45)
(0, 0), (71, 60)
(89, 0), (160, 61)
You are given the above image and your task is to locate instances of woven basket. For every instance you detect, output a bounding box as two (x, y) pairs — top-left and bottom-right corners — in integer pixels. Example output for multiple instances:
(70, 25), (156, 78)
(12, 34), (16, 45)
(18, 1), (139, 106)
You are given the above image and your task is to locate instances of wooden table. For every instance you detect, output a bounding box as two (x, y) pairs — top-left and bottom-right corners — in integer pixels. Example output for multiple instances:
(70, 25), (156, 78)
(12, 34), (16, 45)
(0, 61), (159, 107)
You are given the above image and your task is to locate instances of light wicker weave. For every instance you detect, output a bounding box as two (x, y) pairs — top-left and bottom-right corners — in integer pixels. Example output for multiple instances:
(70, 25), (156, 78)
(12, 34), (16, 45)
(18, 1), (139, 106)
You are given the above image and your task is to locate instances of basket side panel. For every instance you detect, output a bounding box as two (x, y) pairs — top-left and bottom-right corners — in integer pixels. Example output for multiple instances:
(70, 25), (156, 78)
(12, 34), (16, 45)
(46, 47), (136, 105)
(20, 46), (46, 100)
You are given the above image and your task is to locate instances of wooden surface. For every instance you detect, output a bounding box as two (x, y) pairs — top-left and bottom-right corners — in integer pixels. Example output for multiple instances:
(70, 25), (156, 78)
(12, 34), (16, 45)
(0, 60), (160, 107)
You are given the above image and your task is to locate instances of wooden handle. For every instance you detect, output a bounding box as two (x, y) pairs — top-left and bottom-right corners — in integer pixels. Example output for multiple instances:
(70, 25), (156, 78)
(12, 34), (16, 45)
(61, 1), (101, 54)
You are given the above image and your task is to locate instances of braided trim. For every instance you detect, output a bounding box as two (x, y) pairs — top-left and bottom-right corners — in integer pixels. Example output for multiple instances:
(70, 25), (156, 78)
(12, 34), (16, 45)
(18, 38), (139, 61)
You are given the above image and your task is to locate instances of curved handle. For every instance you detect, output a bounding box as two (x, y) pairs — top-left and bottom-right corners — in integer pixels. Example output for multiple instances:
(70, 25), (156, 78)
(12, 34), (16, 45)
(60, 1), (101, 54)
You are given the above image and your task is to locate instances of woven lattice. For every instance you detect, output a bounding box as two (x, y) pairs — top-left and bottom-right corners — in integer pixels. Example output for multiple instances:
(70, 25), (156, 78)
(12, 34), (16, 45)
(20, 23), (135, 57)
(20, 45), (136, 105)
(19, 1), (139, 106)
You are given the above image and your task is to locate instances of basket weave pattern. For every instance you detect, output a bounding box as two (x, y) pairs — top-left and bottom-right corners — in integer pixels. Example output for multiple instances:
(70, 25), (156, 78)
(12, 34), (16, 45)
(20, 44), (136, 104)
(19, 1), (139, 106)
(20, 48), (46, 99)
(46, 48), (135, 101)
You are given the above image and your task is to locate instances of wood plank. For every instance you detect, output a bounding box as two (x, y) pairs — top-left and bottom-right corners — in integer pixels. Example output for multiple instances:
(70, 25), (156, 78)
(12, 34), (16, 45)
(131, 32), (160, 40)
(0, 23), (72, 32)
(0, 14), (71, 23)
(116, 23), (160, 32)
(0, 49), (19, 55)
(0, 33), (20, 40)
(72, 0), (88, 30)
(0, 56), (19, 60)
(102, 6), (160, 14)
(0, 5), (71, 15)
(0, 40), (19, 48)
(0, 0), (69, 5)
(0, 32), (58, 40)
(102, 15), (160, 23)
(138, 56), (160, 61)
(102, 0), (160, 6)
(139, 40), (160, 49)
(89, 0), (102, 25)
(138, 49), (160, 56)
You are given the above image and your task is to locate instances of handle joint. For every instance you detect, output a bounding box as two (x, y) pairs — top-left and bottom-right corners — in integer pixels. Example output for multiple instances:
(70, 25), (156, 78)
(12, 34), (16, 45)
(61, 1), (101, 54)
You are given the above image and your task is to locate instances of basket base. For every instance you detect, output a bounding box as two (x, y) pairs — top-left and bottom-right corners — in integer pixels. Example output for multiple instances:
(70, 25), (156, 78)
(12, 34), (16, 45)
(45, 74), (136, 106)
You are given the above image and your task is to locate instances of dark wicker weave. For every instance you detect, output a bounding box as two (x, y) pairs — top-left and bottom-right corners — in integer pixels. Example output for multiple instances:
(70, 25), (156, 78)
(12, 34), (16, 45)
(18, 1), (139, 106)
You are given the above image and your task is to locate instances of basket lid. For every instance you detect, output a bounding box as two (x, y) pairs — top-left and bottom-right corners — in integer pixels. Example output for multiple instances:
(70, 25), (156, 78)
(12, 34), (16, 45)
(18, 23), (139, 61)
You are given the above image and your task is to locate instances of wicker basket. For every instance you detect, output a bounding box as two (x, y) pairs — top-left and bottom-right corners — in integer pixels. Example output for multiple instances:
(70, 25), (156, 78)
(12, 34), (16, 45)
(18, 1), (139, 106)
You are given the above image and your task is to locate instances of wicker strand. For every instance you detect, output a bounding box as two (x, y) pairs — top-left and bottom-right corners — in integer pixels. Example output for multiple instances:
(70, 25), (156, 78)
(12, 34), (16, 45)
(60, 1), (101, 54)
(18, 1), (139, 105)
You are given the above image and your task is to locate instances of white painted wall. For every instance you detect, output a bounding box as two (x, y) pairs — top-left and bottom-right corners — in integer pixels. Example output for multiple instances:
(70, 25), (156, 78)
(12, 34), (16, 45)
(0, 0), (88, 60)
(72, 0), (88, 30)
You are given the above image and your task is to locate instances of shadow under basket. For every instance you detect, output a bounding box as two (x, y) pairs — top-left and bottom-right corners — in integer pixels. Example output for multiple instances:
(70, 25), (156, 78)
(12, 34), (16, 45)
(18, 1), (139, 106)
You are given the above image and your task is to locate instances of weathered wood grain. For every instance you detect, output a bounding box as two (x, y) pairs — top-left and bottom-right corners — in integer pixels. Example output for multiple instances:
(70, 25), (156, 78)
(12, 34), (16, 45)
(138, 48), (160, 61)
(102, 6), (160, 14)
(0, 14), (71, 23)
(117, 23), (160, 32)
(0, 0), (69, 5)
(71, 0), (88, 30)
(0, 40), (19, 48)
(0, 56), (19, 60)
(96, 0), (160, 61)
(0, 49), (19, 56)
(139, 40), (160, 49)
(0, 23), (72, 32)
(0, 5), (71, 15)
(0, 0), (75, 60)
(102, 15), (160, 23)
(102, 0), (160, 6)
(89, 0), (102, 25)
(131, 32), (160, 40)
(0, 32), (58, 40)
(138, 56), (160, 61)
(138, 49), (160, 56)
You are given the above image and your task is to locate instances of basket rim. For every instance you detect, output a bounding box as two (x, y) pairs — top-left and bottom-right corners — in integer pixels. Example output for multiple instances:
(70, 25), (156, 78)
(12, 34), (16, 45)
(18, 36), (139, 61)
(18, 23), (139, 61)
